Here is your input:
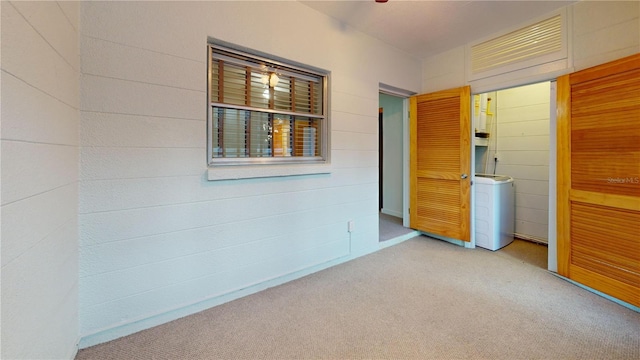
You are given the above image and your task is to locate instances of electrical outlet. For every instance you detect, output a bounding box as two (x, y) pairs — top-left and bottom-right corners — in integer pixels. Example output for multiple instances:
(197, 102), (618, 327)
(347, 220), (355, 233)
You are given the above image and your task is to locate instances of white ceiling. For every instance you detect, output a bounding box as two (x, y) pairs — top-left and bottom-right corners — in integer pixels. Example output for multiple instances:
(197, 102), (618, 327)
(300, 0), (575, 59)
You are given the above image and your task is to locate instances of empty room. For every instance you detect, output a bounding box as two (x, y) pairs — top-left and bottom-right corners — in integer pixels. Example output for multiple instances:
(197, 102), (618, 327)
(1, 1), (639, 359)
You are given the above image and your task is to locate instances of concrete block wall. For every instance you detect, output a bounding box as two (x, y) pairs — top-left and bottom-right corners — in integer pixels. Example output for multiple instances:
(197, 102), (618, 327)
(78, 1), (420, 347)
(495, 82), (551, 242)
(421, 47), (466, 94)
(572, 1), (640, 71)
(1, 2), (80, 359)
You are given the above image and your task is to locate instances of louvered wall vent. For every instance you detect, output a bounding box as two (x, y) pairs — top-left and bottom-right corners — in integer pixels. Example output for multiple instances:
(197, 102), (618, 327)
(471, 15), (563, 75)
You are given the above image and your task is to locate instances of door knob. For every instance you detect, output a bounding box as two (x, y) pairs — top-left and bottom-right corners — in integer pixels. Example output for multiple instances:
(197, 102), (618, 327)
(461, 174), (468, 179)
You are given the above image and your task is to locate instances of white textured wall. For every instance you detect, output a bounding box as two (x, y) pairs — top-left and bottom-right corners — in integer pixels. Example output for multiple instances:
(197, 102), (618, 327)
(1, 1), (80, 359)
(78, 1), (420, 346)
(421, 46), (466, 93)
(379, 94), (404, 218)
(572, 1), (640, 71)
(495, 83), (551, 242)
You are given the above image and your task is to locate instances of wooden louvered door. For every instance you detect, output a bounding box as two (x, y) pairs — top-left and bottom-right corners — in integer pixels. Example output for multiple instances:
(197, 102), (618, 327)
(410, 86), (471, 241)
(557, 53), (640, 307)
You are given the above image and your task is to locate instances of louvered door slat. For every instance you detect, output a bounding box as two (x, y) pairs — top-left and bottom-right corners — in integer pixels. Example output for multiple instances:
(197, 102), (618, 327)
(410, 86), (471, 241)
(557, 53), (640, 307)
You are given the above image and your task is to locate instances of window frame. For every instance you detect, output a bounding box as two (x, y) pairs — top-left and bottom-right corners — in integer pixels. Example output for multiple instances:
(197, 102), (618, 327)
(207, 42), (330, 167)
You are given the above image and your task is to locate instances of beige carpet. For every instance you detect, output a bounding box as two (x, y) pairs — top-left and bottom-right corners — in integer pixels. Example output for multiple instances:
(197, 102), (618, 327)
(77, 236), (640, 359)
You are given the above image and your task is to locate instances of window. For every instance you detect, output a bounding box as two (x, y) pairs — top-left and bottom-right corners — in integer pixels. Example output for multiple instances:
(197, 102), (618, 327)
(207, 43), (328, 166)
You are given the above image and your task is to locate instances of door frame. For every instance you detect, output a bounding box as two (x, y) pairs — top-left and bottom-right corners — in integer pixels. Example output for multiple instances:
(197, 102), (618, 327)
(402, 97), (410, 227)
(379, 107), (383, 212)
(378, 84), (415, 229)
(471, 80), (559, 263)
(548, 81), (558, 272)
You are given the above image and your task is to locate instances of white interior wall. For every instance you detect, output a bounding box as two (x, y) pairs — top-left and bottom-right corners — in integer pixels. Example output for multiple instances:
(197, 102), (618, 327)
(572, 1), (640, 71)
(78, 1), (420, 347)
(421, 46), (467, 94)
(495, 82), (551, 242)
(379, 93), (404, 218)
(1, 2), (80, 359)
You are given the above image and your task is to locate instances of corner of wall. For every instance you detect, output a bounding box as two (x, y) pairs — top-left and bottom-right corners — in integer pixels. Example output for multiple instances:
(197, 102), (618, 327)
(1, 1), (81, 359)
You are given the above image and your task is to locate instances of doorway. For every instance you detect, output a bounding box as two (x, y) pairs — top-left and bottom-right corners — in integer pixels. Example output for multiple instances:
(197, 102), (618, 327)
(378, 91), (415, 242)
(472, 81), (553, 267)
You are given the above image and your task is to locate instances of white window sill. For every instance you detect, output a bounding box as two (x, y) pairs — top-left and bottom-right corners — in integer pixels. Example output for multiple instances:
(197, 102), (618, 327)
(207, 163), (331, 181)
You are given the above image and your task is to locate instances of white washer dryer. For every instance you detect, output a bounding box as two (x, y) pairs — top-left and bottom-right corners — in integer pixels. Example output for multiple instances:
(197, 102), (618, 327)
(474, 174), (515, 251)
